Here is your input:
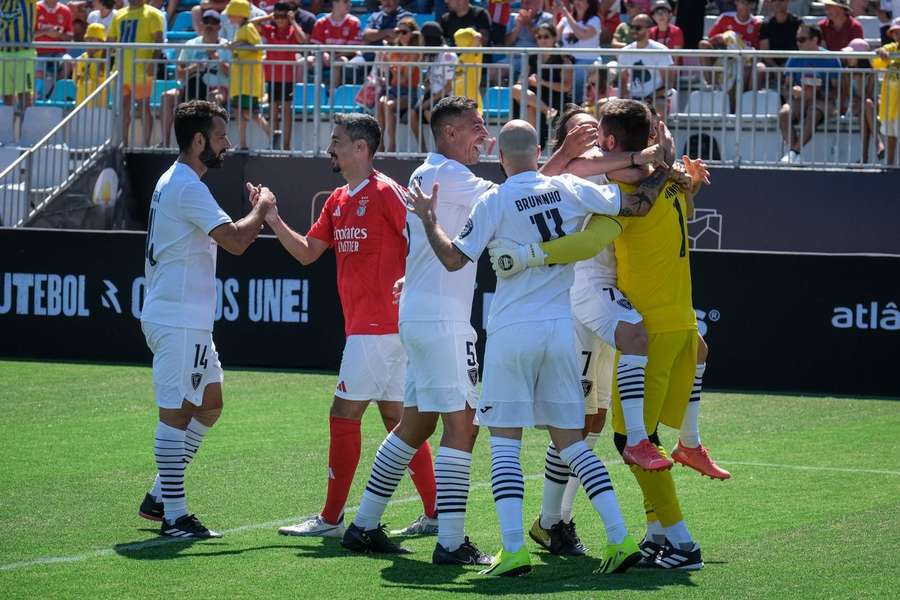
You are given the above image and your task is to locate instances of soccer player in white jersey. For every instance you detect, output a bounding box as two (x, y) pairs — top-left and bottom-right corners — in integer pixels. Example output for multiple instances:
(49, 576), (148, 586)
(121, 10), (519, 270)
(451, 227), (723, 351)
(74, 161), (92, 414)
(340, 97), (494, 562)
(138, 100), (274, 538)
(408, 120), (671, 577)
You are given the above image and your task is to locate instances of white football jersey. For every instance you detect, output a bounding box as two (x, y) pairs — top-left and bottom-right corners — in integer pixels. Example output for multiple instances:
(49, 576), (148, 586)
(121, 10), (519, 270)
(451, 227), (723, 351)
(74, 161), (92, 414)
(140, 161), (232, 332)
(400, 153), (495, 324)
(453, 170), (621, 334)
(573, 174), (618, 290)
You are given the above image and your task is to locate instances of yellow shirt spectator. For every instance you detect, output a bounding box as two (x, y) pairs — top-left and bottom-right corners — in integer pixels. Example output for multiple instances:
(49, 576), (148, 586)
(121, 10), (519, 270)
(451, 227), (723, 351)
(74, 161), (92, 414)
(873, 41), (900, 134)
(231, 21), (265, 100)
(452, 27), (483, 113)
(74, 24), (109, 107)
(107, 3), (164, 98)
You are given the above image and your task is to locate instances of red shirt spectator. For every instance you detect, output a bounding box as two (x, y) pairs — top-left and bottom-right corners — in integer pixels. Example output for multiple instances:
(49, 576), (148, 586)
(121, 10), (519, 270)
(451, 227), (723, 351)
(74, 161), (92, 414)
(650, 24), (683, 49)
(708, 11), (763, 48)
(307, 170), (408, 336)
(310, 13), (361, 45)
(35, 0), (73, 55)
(259, 20), (302, 82)
(487, 0), (512, 27)
(818, 15), (864, 51)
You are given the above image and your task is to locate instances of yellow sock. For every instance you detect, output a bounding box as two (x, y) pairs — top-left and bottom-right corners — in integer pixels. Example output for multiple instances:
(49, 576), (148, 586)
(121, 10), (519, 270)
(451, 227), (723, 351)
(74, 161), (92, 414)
(629, 447), (684, 528)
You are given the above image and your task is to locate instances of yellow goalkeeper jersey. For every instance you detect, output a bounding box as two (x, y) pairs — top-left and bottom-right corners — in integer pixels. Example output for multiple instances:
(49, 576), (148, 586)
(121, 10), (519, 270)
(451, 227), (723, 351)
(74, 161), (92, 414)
(612, 178), (697, 334)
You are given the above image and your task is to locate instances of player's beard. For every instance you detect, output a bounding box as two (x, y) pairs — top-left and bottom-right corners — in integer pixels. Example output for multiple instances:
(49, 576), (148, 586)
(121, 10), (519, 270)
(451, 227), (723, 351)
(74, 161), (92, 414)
(199, 132), (226, 169)
(330, 153), (341, 173)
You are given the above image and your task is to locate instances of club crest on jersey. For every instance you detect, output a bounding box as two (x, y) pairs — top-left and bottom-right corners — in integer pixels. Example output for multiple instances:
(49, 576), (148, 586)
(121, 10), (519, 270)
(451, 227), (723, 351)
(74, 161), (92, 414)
(191, 373), (202, 390)
(617, 297), (634, 310)
(581, 379), (593, 398)
(357, 197), (368, 216)
(459, 218), (473, 238)
(468, 367), (478, 386)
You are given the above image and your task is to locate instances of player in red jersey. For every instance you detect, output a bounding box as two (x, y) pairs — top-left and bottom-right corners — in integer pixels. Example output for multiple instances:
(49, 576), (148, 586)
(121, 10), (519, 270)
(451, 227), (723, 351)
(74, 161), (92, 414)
(257, 113), (438, 539)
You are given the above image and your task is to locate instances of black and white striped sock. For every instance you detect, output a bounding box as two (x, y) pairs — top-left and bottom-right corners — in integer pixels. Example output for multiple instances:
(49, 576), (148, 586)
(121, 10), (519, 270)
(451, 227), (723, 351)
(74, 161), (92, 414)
(559, 440), (627, 544)
(618, 354), (649, 445)
(183, 418), (210, 465)
(155, 422), (187, 523)
(353, 432), (415, 530)
(435, 446), (471, 552)
(490, 437), (525, 552)
(561, 431), (600, 523)
(679, 363), (706, 448)
(540, 443), (570, 529)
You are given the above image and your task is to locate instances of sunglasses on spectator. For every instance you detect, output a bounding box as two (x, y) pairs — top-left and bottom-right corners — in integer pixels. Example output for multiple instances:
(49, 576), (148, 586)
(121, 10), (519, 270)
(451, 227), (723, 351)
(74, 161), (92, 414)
(396, 28), (412, 34)
(796, 36), (809, 42)
(202, 19), (220, 25)
(274, 12), (289, 18)
(631, 25), (645, 31)
(535, 34), (554, 40)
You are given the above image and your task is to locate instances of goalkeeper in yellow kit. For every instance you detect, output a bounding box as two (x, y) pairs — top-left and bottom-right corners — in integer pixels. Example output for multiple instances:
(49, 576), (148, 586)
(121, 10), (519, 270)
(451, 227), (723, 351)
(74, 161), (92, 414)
(489, 99), (710, 570)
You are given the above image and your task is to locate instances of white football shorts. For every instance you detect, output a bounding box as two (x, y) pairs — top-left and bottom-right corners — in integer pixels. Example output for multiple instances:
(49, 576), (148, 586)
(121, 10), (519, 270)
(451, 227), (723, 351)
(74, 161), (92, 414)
(574, 319), (614, 414)
(401, 321), (479, 413)
(334, 334), (406, 402)
(571, 283), (643, 348)
(141, 322), (223, 409)
(477, 318), (584, 430)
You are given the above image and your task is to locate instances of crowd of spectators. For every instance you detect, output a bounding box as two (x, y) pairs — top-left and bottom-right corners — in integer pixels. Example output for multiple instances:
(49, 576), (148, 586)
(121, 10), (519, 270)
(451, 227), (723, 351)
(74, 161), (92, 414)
(0, 0), (897, 164)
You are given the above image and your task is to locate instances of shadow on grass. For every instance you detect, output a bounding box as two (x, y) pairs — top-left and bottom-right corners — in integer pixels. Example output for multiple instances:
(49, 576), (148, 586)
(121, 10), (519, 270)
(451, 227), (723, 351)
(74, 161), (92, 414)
(113, 537), (295, 561)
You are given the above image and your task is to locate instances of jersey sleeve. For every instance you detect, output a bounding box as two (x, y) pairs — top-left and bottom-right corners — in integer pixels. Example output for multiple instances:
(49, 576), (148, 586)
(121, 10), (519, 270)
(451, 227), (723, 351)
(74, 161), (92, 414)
(707, 16), (726, 38)
(107, 13), (120, 40)
(540, 214), (623, 265)
(150, 8), (164, 37)
(311, 18), (326, 43)
(452, 190), (498, 263)
(379, 179), (410, 237)
(307, 193), (335, 245)
(563, 174), (622, 216)
(179, 182), (233, 234)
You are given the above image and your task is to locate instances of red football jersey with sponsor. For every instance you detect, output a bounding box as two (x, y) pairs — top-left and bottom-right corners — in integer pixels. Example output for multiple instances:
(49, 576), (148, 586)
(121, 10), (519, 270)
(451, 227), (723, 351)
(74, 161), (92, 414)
(708, 12), (763, 49)
(35, 2), (73, 55)
(258, 23), (302, 82)
(308, 170), (408, 337)
(310, 14), (361, 46)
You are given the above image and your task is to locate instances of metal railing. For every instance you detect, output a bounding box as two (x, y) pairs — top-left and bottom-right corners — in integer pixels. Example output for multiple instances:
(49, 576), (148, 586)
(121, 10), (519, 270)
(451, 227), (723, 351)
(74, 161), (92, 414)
(0, 62), (116, 227)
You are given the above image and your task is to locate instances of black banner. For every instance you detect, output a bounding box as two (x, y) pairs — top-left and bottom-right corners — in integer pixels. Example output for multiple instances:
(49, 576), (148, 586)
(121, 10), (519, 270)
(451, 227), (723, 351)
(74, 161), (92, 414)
(118, 152), (900, 255)
(1, 229), (897, 396)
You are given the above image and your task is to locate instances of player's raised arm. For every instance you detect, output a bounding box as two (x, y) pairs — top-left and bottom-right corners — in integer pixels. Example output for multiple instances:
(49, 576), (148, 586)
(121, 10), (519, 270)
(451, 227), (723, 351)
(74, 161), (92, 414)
(407, 181), (470, 272)
(209, 184), (273, 256)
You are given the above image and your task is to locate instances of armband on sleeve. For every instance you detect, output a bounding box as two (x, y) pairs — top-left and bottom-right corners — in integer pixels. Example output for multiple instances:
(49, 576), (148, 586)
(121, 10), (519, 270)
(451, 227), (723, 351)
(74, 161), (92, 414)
(540, 215), (624, 265)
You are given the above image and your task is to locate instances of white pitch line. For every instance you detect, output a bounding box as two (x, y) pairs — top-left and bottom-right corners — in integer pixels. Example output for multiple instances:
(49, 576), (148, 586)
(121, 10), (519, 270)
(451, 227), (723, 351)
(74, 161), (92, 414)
(3, 459), (898, 573)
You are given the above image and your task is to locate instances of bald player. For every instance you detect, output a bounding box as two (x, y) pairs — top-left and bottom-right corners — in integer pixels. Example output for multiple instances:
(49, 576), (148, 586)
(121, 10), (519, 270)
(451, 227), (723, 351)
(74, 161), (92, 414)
(407, 120), (671, 577)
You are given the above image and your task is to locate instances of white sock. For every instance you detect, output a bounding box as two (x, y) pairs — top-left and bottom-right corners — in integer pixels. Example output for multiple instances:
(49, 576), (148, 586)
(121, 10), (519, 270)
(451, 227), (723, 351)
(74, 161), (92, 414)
(679, 363), (705, 448)
(435, 446), (471, 552)
(149, 474), (161, 501)
(353, 432), (416, 530)
(490, 437), (524, 553)
(618, 354), (649, 445)
(183, 418), (210, 465)
(539, 444), (569, 529)
(561, 432), (601, 523)
(646, 520), (666, 545)
(665, 520), (693, 548)
(154, 422), (187, 523)
(559, 440), (627, 544)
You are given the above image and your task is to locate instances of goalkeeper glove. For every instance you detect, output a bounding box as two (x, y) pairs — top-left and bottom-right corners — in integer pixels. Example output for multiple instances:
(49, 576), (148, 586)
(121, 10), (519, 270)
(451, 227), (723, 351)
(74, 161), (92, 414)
(487, 239), (547, 279)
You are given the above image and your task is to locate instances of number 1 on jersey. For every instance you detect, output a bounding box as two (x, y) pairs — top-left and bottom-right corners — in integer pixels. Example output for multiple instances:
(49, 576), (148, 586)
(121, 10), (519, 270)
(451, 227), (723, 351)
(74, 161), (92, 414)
(529, 208), (566, 243)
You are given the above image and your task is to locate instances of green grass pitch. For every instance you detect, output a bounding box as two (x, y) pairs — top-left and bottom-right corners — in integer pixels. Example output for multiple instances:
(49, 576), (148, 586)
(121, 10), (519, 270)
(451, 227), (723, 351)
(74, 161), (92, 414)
(1, 360), (899, 599)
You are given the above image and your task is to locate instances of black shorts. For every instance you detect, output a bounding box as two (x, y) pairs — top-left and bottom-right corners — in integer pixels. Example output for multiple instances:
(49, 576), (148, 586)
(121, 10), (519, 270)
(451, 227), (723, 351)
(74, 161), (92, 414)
(267, 80), (294, 103)
(181, 76), (209, 102)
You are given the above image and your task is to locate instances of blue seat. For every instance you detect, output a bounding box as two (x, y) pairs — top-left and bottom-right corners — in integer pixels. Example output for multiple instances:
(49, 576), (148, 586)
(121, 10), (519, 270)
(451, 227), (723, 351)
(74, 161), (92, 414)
(413, 13), (433, 29)
(292, 83), (328, 112)
(171, 11), (194, 31)
(37, 79), (76, 108)
(327, 84), (362, 113)
(167, 31), (196, 42)
(150, 79), (182, 109)
(483, 86), (511, 120)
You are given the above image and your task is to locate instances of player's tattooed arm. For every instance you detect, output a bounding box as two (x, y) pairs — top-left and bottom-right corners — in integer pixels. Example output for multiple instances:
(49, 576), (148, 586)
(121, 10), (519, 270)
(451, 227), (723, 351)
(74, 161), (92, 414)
(618, 166), (669, 217)
(408, 181), (469, 272)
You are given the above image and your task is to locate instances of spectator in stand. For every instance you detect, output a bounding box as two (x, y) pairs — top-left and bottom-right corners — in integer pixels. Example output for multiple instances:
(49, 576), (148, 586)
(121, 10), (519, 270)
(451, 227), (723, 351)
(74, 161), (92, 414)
(850, 0), (878, 16)
(194, 0), (230, 35)
(701, 0), (764, 50)
(618, 13), (675, 118)
(224, 0), (271, 149)
(309, 0), (361, 88)
(255, 2), (305, 151)
(879, 3), (900, 45)
(819, 0), (865, 51)
(556, 0), (602, 103)
(287, 0), (317, 37)
(452, 27), (484, 111)
(874, 17), (900, 164)
(504, 0), (555, 77)
(88, 0), (116, 30)
(840, 38), (883, 163)
(362, 0), (413, 46)
(649, 0), (683, 55)
(161, 9), (228, 147)
(0, 0), (36, 113)
(598, 0), (621, 46)
(441, 0), (491, 46)
(511, 23), (573, 124)
(35, 0), (74, 101)
(612, 0), (642, 49)
(487, 0), (512, 46)
(377, 16), (421, 152)
(74, 22), (108, 107)
(108, 0), (164, 147)
(410, 21), (458, 152)
(778, 24), (842, 163)
(759, 0), (802, 67)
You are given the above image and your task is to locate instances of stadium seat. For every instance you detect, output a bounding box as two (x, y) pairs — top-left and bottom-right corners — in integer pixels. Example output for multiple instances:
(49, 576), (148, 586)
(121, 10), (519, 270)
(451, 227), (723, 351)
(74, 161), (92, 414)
(171, 10), (193, 31)
(29, 144), (70, 189)
(413, 13), (432, 28)
(70, 108), (113, 149)
(0, 105), (17, 145)
(38, 79), (76, 109)
(328, 84), (362, 113)
(20, 106), (64, 146)
(0, 183), (29, 226)
(0, 146), (21, 172)
(740, 89), (782, 117)
(293, 83), (328, 112)
(685, 89), (728, 117)
(150, 80), (182, 110)
(483, 87), (511, 120)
